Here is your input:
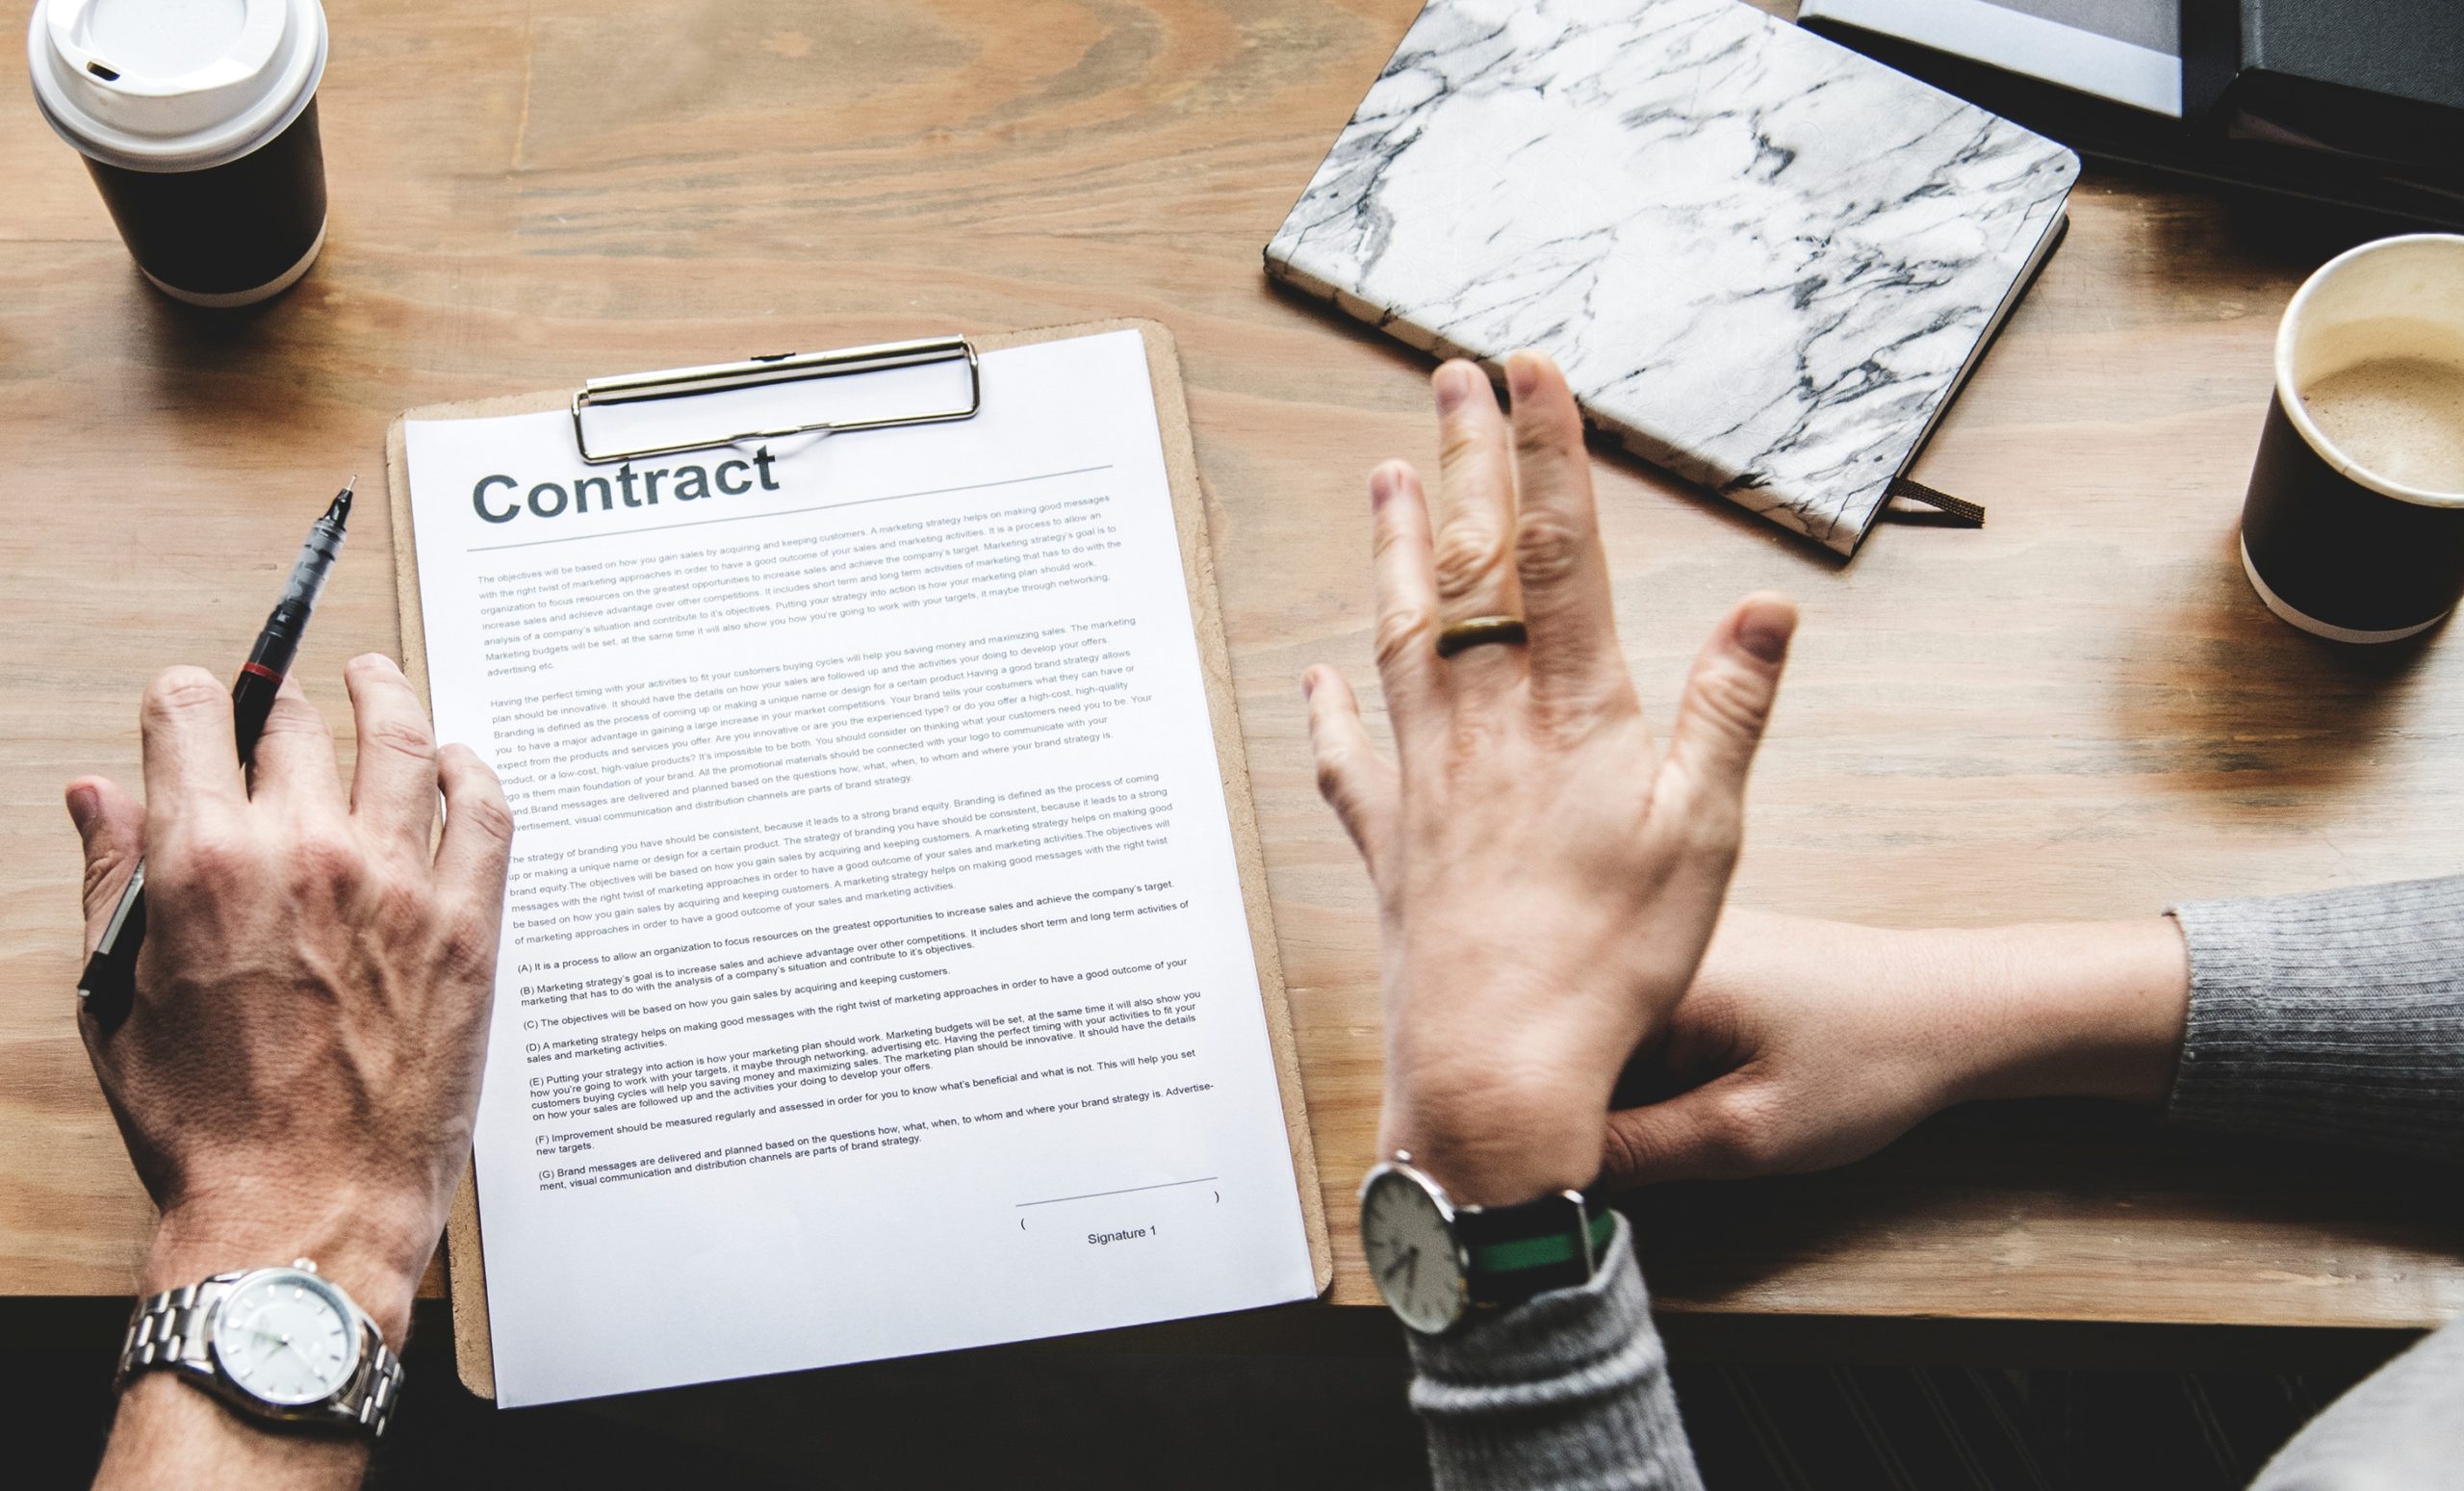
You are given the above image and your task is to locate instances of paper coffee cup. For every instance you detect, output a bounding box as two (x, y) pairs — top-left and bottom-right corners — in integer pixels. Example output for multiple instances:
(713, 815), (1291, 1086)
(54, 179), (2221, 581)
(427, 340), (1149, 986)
(27, 0), (330, 308)
(2239, 235), (2464, 644)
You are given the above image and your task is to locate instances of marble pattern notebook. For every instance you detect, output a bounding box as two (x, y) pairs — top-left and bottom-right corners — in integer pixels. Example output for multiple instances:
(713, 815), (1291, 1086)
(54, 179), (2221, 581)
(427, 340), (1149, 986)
(1266, 0), (2079, 553)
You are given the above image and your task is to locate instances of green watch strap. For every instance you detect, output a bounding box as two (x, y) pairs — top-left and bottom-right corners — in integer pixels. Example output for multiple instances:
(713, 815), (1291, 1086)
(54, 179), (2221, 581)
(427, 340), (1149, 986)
(1467, 1209), (1617, 1276)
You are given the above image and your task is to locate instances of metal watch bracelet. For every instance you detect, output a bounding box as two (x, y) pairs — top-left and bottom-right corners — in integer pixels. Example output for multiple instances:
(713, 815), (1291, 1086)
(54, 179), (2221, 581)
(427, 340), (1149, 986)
(117, 1271), (402, 1438)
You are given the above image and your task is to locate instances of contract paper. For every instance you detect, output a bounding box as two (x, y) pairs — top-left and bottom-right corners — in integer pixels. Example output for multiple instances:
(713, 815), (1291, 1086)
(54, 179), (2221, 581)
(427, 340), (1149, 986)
(402, 330), (1316, 1405)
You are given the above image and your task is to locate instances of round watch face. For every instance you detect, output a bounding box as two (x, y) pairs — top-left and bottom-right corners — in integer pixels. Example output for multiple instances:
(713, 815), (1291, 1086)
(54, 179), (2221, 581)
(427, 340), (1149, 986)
(1360, 1167), (1467, 1334)
(210, 1269), (361, 1407)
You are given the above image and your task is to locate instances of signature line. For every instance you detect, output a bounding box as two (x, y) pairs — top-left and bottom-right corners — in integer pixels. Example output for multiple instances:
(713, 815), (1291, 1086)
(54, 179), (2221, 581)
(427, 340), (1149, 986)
(1015, 1177), (1219, 1209)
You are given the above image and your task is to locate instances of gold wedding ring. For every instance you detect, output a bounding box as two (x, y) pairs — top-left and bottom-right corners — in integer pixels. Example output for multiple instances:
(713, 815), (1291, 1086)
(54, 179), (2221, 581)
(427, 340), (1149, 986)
(1435, 614), (1528, 658)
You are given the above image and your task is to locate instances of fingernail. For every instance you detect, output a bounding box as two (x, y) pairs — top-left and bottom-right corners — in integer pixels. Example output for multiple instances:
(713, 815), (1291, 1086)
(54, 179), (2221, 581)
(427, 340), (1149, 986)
(1301, 669), (1320, 700)
(1369, 462), (1400, 505)
(64, 783), (96, 835)
(1506, 351), (1543, 404)
(1735, 599), (1799, 664)
(1433, 362), (1478, 414)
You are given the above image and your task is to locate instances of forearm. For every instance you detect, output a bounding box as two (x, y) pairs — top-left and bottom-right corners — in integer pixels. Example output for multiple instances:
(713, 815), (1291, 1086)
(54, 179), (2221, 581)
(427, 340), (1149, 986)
(1700, 910), (2190, 1108)
(1934, 915), (2190, 1106)
(95, 1375), (370, 1491)
(1704, 876), (2464, 1162)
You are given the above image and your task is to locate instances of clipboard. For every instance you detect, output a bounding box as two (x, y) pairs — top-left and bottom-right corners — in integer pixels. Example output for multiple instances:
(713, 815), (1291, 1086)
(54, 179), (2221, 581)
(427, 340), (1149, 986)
(385, 318), (1332, 1399)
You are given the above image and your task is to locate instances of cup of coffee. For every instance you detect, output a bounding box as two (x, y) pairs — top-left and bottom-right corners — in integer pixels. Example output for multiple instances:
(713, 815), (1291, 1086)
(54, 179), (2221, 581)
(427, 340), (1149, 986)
(26, 0), (330, 308)
(2239, 234), (2464, 643)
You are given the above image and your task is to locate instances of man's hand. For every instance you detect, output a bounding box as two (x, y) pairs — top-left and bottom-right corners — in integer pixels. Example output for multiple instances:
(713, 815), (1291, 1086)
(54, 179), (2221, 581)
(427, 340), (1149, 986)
(1599, 911), (2191, 1190)
(68, 654), (513, 1344)
(1305, 352), (1796, 1207)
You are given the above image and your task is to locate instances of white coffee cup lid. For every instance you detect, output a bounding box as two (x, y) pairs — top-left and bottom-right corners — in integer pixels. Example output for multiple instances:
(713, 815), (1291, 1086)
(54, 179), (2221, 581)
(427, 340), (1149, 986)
(26, 0), (327, 173)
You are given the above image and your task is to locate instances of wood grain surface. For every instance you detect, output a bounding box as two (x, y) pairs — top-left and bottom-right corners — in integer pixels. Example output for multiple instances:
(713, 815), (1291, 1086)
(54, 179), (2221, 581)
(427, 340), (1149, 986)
(5, 0), (2463, 1337)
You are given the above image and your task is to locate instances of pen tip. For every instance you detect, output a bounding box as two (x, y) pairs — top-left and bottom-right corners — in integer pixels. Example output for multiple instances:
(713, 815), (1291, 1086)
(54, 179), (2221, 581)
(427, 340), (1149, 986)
(325, 479), (355, 527)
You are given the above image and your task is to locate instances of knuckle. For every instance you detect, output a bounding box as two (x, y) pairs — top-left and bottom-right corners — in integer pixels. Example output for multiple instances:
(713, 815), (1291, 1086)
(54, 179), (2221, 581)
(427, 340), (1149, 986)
(257, 697), (322, 734)
(1512, 407), (1568, 457)
(1692, 660), (1777, 741)
(451, 785), (517, 848)
(1311, 752), (1350, 807)
(1528, 681), (1619, 740)
(1708, 1092), (1779, 1170)
(142, 667), (226, 724)
(1313, 753), (1374, 826)
(1673, 797), (1743, 867)
(1443, 713), (1506, 773)
(1428, 524), (1509, 602)
(1514, 402), (1587, 468)
(1370, 504), (1414, 562)
(371, 872), (430, 930)
(1677, 781), (1742, 838)
(1373, 605), (1437, 673)
(1686, 838), (1742, 885)
(437, 906), (501, 984)
(81, 847), (132, 905)
(291, 826), (366, 893)
(1597, 1121), (1646, 1191)
(1437, 420), (1493, 472)
(1514, 509), (1590, 586)
(365, 714), (439, 762)
(171, 824), (249, 884)
(1311, 750), (1393, 870)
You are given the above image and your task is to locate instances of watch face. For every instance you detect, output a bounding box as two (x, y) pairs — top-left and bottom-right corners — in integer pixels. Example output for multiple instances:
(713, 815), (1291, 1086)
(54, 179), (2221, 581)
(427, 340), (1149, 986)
(210, 1269), (361, 1407)
(1360, 1167), (1467, 1334)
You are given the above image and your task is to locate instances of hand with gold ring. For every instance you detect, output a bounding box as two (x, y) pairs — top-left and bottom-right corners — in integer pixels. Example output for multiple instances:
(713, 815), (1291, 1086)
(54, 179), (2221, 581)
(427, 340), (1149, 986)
(1304, 351), (1799, 1209)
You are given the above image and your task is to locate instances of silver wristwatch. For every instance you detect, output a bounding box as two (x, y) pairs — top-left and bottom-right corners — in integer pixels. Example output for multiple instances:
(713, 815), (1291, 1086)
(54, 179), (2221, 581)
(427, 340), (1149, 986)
(117, 1259), (402, 1437)
(1359, 1152), (1616, 1335)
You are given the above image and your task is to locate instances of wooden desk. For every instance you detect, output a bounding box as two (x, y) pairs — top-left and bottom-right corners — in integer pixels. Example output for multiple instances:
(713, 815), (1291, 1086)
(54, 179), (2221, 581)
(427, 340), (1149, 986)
(6, 0), (2462, 1345)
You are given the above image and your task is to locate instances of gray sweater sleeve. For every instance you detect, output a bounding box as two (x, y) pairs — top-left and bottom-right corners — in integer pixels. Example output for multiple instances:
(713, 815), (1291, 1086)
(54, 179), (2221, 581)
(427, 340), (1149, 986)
(2168, 874), (2464, 1161)
(2250, 1319), (2464, 1489)
(2166, 875), (2464, 1490)
(1405, 1216), (1702, 1490)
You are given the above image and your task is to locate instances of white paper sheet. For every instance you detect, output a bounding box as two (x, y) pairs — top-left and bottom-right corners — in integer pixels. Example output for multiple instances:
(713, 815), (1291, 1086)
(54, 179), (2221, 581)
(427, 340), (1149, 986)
(403, 329), (1316, 1406)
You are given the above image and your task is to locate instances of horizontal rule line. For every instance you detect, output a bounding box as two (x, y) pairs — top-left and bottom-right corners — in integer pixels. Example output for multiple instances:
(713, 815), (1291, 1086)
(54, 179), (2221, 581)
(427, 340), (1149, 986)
(1015, 1176), (1219, 1208)
(463, 463), (1114, 553)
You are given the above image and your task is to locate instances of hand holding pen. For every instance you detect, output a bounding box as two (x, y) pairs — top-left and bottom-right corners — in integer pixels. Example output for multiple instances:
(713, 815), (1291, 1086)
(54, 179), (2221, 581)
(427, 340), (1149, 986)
(60, 502), (515, 1367)
(77, 479), (356, 1029)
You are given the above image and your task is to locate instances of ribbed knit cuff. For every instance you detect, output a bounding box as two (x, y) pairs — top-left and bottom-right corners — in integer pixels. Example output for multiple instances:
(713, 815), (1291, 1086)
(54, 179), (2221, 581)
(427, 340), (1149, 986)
(2169, 875), (2464, 1162)
(1406, 1218), (1702, 1491)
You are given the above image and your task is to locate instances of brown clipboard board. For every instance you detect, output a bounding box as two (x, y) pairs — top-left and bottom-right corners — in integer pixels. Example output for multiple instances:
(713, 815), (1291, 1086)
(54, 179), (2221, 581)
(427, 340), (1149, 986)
(386, 317), (1332, 1400)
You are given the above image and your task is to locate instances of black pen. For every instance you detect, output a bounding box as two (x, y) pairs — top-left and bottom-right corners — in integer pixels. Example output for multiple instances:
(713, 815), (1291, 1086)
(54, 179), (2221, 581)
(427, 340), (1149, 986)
(79, 478), (355, 1028)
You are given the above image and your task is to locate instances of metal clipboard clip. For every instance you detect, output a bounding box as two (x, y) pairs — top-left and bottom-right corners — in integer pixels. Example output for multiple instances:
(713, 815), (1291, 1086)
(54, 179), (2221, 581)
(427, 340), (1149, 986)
(569, 335), (983, 465)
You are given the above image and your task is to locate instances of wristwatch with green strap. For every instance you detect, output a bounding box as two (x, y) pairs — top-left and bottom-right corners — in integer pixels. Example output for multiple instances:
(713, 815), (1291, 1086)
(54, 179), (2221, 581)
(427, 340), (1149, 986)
(1358, 1152), (1617, 1335)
